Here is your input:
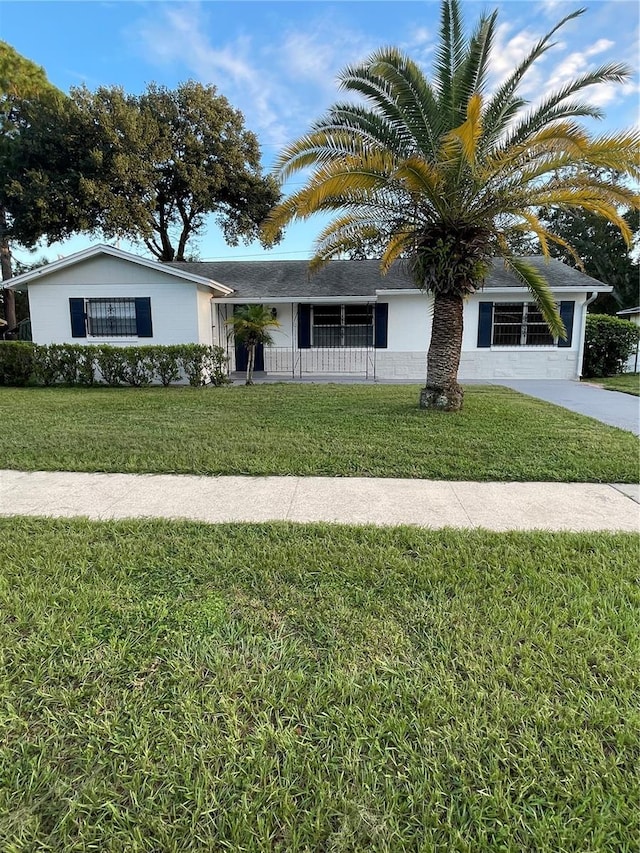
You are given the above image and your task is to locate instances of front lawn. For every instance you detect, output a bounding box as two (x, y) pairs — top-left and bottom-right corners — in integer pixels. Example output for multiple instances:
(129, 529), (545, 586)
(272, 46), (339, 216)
(588, 373), (640, 396)
(2, 384), (638, 481)
(0, 518), (637, 852)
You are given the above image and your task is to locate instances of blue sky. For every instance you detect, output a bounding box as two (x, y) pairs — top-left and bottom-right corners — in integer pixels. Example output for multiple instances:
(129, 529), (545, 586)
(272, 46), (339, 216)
(2, 0), (639, 264)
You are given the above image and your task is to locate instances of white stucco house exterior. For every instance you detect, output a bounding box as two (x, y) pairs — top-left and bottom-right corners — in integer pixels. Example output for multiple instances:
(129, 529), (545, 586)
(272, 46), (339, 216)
(6, 244), (613, 381)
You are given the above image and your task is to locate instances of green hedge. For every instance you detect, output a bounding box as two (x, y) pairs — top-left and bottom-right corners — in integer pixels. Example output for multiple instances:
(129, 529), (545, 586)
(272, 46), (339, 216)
(0, 341), (36, 386)
(583, 314), (639, 378)
(0, 342), (229, 387)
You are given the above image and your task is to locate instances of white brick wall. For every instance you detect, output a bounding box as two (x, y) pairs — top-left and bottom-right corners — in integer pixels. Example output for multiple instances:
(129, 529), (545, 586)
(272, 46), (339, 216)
(458, 349), (579, 381)
(374, 349), (580, 381)
(374, 351), (426, 380)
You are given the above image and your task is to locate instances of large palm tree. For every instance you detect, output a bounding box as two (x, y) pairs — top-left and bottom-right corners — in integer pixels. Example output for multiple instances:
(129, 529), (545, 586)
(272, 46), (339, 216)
(263, 0), (639, 410)
(227, 304), (280, 385)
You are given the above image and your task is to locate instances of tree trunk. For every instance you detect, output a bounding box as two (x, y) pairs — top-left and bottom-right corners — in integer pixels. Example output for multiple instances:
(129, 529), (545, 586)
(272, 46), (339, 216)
(0, 207), (16, 331)
(246, 344), (255, 385)
(158, 234), (175, 262)
(157, 200), (176, 261)
(176, 225), (191, 262)
(420, 293), (464, 411)
(175, 202), (194, 261)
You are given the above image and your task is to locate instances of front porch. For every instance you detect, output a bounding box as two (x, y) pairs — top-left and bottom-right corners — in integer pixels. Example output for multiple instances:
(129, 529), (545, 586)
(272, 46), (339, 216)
(216, 300), (384, 380)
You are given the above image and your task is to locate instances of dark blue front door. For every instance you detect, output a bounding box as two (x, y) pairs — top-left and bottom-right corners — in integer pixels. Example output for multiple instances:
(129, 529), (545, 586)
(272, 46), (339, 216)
(235, 342), (264, 372)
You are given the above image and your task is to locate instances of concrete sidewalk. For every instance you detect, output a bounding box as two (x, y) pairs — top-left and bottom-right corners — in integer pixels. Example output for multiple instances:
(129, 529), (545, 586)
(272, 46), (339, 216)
(1, 470), (638, 532)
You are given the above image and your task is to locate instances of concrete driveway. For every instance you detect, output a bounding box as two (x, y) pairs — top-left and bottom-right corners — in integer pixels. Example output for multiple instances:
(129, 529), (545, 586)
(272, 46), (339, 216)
(496, 380), (640, 435)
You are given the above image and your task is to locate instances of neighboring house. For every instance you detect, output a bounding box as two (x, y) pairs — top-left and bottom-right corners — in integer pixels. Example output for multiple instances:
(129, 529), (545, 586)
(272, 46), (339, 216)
(6, 244), (613, 381)
(616, 306), (640, 372)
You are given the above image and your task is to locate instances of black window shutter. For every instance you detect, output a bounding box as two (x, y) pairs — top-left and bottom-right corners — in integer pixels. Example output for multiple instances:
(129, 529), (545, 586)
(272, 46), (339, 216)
(558, 301), (574, 348)
(135, 297), (153, 337)
(69, 298), (86, 338)
(374, 303), (388, 349)
(477, 302), (493, 348)
(298, 304), (311, 349)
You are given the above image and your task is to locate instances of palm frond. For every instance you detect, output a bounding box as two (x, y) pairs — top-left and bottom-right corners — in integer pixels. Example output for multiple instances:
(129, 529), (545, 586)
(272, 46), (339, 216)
(481, 8), (586, 146)
(393, 157), (445, 213)
(265, 150), (406, 238)
(338, 51), (437, 153)
(484, 121), (589, 170)
(273, 129), (370, 182)
(366, 48), (444, 156)
(506, 63), (631, 148)
(433, 0), (467, 122)
(506, 212), (584, 269)
(455, 9), (498, 103)
(310, 225), (380, 270)
(537, 230), (584, 270)
(577, 132), (640, 180)
(442, 93), (483, 166)
(380, 229), (415, 273)
(310, 209), (408, 270)
(520, 188), (636, 244)
(317, 104), (414, 153)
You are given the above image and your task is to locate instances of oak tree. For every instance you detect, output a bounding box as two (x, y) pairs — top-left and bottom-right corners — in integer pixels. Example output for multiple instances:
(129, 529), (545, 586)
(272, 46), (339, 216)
(69, 81), (280, 261)
(0, 41), (61, 329)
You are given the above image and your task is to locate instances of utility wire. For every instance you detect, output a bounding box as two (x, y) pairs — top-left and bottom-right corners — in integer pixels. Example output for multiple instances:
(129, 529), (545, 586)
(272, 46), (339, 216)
(197, 249), (314, 260)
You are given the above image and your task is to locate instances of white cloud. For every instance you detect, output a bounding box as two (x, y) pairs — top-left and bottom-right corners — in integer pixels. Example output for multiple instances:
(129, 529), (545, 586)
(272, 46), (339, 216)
(488, 21), (546, 98)
(585, 39), (615, 58)
(545, 39), (616, 93)
(130, 2), (288, 146)
(487, 16), (634, 123)
(128, 1), (637, 158)
(280, 31), (337, 82)
(277, 18), (374, 93)
(408, 27), (431, 48)
(129, 3), (379, 150)
(399, 23), (434, 71)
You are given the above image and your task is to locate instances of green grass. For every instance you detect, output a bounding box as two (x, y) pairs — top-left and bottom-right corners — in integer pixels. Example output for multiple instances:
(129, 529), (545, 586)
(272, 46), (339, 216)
(1, 384), (638, 481)
(588, 373), (640, 396)
(1, 517), (638, 852)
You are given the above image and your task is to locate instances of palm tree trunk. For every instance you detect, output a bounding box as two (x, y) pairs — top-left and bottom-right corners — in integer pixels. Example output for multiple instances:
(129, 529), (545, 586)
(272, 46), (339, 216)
(420, 293), (464, 411)
(246, 344), (255, 385)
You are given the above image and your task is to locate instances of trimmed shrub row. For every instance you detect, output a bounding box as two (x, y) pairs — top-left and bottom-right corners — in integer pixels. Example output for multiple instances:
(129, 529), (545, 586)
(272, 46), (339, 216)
(0, 342), (229, 387)
(583, 314), (639, 378)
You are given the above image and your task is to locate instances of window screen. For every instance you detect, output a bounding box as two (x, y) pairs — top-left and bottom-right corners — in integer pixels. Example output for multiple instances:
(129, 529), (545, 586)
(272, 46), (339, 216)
(492, 303), (554, 347)
(87, 298), (138, 337)
(311, 305), (373, 347)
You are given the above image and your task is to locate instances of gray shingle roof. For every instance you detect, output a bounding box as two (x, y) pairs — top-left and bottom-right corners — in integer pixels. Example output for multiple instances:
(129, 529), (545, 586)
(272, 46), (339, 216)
(167, 256), (608, 299)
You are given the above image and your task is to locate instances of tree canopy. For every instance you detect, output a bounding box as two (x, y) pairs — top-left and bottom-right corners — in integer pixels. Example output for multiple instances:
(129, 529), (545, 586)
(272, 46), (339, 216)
(0, 40), (62, 328)
(4, 80), (280, 262)
(264, 0), (640, 410)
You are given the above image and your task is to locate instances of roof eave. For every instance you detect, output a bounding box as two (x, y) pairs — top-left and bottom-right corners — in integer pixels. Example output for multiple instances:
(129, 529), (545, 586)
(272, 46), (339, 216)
(3, 244), (234, 295)
(476, 285), (614, 294)
(214, 294), (377, 304)
(376, 285), (614, 296)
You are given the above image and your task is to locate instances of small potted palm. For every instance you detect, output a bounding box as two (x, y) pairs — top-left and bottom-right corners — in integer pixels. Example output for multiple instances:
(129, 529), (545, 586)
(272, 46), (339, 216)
(227, 305), (280, 385)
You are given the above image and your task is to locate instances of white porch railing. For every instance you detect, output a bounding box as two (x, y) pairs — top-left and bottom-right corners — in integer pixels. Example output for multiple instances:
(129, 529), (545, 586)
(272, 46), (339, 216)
(261, 347), (376, 378)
